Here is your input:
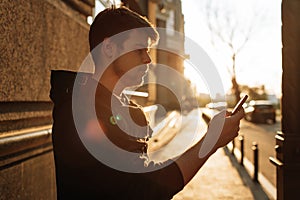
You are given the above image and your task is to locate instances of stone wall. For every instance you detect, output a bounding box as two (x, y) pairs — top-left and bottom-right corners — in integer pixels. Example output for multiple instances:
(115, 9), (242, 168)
(0, 0), (91, 102)
(0, 0), (93, 198)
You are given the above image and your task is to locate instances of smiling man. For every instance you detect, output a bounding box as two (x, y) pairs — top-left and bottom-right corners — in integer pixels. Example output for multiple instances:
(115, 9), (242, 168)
(50, 6), (244, 200)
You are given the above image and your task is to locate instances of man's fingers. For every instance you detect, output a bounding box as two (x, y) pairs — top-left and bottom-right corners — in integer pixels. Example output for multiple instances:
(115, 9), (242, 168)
(225, 110), (231, 117)
(231, 108), (245, 120)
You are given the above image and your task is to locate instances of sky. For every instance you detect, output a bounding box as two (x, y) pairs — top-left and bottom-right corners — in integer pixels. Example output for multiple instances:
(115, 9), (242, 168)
(181, 0), (282, 97)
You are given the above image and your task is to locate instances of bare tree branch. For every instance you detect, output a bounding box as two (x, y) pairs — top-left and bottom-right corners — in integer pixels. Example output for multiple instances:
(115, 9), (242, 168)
(202, 0), (265, 102)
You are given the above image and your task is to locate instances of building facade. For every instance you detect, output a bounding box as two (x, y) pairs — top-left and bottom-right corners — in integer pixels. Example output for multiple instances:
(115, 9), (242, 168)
(0, 0), (94, 198)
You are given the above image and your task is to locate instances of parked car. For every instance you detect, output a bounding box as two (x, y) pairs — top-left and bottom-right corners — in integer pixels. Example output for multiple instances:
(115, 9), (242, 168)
(205, 102), (227, 111)
(244, 100), (276, 124)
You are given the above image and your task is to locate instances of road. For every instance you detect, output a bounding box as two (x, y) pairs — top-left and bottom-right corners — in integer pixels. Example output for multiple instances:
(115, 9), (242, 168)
(233, 117), (281, 193)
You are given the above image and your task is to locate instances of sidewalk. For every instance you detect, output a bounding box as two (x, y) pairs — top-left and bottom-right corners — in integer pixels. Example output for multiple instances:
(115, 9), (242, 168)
(149, 109), (270, 200)
(173, 147), (269, 200)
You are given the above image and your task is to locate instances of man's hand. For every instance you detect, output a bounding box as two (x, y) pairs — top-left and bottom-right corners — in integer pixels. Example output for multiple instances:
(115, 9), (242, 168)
(211, 109), (245, 149)
(175, 108), (245, 185)
(198, 109), (244, 158)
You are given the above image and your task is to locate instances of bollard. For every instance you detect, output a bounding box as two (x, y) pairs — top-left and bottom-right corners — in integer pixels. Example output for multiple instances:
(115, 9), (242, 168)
(252, 142), (259, 182)
(239, 135), (244, 166)
(231, 140), (235, 155)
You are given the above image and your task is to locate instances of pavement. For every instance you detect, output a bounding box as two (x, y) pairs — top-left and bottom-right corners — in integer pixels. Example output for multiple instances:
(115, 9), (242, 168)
(148, 108), (271, 200)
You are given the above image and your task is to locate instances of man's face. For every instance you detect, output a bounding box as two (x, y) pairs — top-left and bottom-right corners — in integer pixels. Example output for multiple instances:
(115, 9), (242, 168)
(111, 30), (152, 88)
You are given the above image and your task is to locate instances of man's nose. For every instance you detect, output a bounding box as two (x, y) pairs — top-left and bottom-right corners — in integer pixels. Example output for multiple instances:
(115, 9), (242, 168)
(142, 52), (151, 64)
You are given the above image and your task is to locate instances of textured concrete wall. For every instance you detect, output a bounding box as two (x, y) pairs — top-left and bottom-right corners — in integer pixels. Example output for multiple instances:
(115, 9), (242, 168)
(0, 0), (90, 102)
(0, 0), (91, 132)
(0, 0), (93, 199)
(0, 151), (56, 200)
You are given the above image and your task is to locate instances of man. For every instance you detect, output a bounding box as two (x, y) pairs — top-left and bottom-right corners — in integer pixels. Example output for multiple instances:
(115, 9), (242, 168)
(50, 6), (244, 200)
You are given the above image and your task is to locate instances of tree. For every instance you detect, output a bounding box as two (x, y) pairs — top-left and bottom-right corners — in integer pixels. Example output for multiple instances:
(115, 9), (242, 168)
(203, 0), (263, 103)
(240, 84), (268, 100)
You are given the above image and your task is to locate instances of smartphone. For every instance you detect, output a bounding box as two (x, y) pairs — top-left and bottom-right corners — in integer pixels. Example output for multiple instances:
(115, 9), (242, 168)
(231, 95), (248, 115)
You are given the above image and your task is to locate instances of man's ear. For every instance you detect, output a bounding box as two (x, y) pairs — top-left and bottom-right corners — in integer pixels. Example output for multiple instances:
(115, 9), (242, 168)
(102, 38), (115, 58)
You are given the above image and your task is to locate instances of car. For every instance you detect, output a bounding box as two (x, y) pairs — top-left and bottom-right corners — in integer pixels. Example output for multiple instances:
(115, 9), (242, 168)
(205, 102), (227, 111)
(244, 100), (276, 124)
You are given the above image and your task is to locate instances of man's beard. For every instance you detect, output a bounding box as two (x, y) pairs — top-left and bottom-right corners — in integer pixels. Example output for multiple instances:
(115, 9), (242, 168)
(114, 64), (148, 88)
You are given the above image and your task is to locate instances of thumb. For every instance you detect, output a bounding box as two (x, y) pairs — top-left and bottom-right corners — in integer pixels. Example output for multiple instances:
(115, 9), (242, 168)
(230, 108), (245, 121)
(212, 109), (227, 119)
(225, 110), (231, 117)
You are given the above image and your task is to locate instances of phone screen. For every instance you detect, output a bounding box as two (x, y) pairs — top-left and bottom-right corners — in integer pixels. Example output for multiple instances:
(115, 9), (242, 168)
(231, 95), (248, 115)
